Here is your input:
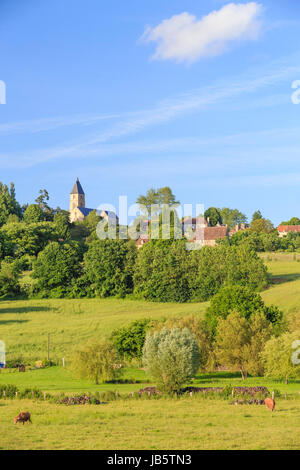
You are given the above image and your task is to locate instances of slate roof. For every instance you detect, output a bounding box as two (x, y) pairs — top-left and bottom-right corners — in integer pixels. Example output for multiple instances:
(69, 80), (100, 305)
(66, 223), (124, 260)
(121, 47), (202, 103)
(77, 207), (94, 217)
(71, 178), (85, 195)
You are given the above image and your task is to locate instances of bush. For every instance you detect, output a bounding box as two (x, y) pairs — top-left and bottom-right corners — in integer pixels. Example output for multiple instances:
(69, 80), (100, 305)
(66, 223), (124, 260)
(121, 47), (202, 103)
(70, 339), (122, 384)
(143, 327), (200, 394)
(261, 331), (300, 384)
(153, 315), (213, 371)
(111, 319), (153, 360)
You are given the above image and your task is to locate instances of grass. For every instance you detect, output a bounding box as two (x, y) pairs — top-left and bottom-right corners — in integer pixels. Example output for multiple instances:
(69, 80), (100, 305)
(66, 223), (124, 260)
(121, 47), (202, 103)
(1, 396), (299, 450)
(0, 298), (207, 361)
(0, 253), (300, 449)
(1, 253), (300, 362)
(0, 366), (299, 395)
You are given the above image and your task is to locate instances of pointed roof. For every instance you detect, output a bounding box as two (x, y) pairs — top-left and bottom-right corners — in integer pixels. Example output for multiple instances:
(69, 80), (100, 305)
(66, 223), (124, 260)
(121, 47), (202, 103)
(71, 178), (84, 195)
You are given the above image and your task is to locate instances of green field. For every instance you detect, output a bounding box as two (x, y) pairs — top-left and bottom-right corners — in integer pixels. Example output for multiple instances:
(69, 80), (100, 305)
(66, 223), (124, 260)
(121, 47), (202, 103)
(0, 253), (300, 450)
(1, 396), (299, 450)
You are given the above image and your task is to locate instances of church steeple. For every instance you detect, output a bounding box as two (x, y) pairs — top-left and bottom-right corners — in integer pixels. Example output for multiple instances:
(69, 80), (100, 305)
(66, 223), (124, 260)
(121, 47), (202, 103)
(71, 177), (85, 195)
(69, 178), (85, 222)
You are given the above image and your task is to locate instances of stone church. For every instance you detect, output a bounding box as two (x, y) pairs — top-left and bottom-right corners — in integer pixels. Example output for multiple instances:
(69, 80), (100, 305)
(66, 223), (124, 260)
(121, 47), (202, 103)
(69, 178), (118, 224)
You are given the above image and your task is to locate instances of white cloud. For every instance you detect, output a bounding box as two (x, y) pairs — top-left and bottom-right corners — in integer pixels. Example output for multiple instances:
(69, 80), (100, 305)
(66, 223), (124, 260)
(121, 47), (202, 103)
(141, 2), (263, 62)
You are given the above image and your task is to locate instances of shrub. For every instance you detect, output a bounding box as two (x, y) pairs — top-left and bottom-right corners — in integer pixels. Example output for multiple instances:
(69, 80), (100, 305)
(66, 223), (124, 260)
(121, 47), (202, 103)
(153, 315), (213, 371)
(143, 327), (200, 394)
(70, 339), (122, 384)
(261, 331), (300, 384)
(111, 319), (153, 360)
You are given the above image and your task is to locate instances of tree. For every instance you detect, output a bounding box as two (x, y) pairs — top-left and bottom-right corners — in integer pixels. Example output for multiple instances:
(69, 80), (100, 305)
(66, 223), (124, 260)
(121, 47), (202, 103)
(188, 244), (269, 302)
(205, 285), (283, 332)
(23, 204), (44, 224)
(143, 327), (200, 393)
(53, 211), (70, 240)
(0, 182), (22, 227)
(215, 312), (273, 379)
(136, 187), (179, 216)
(250, 218), (274, 234)
(84, 239), (136, 297)
(133, 240), (190, 302)
(0, 260), (21, 297)
(111, 319), (153, 360)
(1, 221), (60, 258)
(243, 313), (273, 376)
(32, 241), (83, 296)
(219, 208), (247, 230)
(204, 207), (222, 226)
(261, 331), (300, 384)
(252, 210), (263, 222)
(153, 316), (213, 371)
(35, 189), (53, 220)
(280, 217), (300, 226)
(157, 187), (179, 207)
(70, 339), (121, 384)
(137, 188), (159, 215)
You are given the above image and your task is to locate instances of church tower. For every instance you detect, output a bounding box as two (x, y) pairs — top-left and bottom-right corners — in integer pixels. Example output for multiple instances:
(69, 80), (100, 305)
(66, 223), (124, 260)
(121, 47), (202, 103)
(69, 178), (85, 222)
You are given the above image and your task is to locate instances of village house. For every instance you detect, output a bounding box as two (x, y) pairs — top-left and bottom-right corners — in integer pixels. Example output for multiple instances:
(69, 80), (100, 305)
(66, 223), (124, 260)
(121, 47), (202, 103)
(229, 223), (249, 237)
(277, 225), (300, 237)
(183, 216), (229, 247)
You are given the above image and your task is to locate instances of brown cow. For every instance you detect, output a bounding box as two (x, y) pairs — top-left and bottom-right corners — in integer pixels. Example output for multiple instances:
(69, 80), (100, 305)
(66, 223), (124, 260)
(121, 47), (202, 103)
(14, 412), (32, 424)
(264, 397), (275, 412)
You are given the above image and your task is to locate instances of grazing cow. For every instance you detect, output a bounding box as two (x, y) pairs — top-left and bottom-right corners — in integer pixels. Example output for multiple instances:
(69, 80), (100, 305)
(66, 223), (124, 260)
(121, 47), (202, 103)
(14, 412), (31, 424)
(264, 397), (275, 412)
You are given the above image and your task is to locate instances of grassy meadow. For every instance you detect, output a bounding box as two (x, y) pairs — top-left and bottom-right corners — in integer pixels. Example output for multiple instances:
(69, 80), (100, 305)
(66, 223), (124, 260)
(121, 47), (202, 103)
(1, 396), (299, 450)
(0, 253), (300, 449)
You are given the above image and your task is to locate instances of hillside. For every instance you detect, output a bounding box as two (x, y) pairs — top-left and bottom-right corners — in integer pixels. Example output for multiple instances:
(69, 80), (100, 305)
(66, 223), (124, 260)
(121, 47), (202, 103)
(1, 253), (299, 362)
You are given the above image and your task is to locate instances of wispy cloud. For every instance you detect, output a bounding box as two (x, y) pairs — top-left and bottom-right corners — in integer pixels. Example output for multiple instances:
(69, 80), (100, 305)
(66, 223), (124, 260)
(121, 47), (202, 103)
(141, 2), (263, 63)
(0, 112), (125, 135)
(1, 55), (300, 168)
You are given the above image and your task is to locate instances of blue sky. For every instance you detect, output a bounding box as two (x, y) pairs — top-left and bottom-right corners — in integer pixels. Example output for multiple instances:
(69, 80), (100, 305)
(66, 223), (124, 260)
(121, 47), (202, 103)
(1, 0), (300, 224)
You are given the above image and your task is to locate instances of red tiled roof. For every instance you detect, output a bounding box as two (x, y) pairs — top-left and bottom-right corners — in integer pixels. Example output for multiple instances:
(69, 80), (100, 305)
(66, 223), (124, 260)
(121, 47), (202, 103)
(204, 226), (228, 240)
(278, 225), (300, 233)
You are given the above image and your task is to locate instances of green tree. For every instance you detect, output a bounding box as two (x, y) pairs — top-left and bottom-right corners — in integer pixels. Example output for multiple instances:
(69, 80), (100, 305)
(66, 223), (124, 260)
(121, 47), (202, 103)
(133, 240), (190, 302)
(261, 331), (300, 384)
(53, 211), (70, 240)
(35, 189), (53, 221)
(143, 327), (200, 393)
(252, 210), (263, 221)
(0, 260), (22, 297)
(136, 187), (179, 216)
(204, 207), (222, 226)
(111, 319), (152, 360)
(32, 241), (83, 296)
(188, 244), (269, 302)
(70, 339), (121, 384)
(23, 204), (44, 224)
(219, 208), (247, 230)
(153, 316), (213, 371)
(1, 221), (61, 257)
(84, 239), (136, 297)
(250, 218), (274, 234)
(280, 217), (300, 226)
(0, 182), (22, 226)
(215, 312), (273, 379)
(205, 285), (283, 332)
